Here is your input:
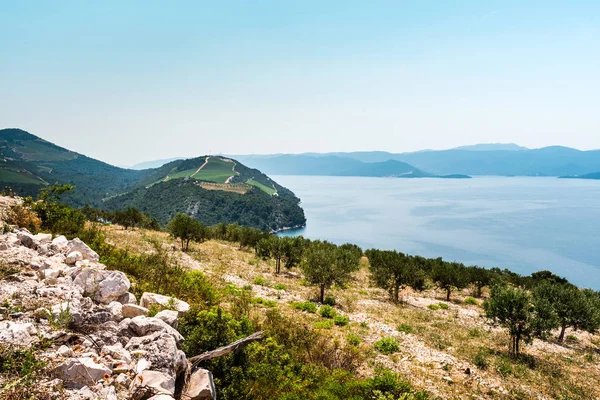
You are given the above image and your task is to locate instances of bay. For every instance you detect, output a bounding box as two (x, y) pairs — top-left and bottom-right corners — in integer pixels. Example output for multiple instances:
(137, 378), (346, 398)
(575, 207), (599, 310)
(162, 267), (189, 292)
(274, 175), (600, 289)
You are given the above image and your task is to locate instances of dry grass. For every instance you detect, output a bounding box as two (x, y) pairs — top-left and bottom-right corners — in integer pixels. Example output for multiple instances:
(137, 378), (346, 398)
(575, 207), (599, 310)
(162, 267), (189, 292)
(100, 226), (600, 400)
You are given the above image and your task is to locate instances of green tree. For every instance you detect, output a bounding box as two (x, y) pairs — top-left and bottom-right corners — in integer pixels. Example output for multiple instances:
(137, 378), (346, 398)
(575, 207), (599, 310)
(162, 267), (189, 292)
(534, 282), (600, 341)
(168, 213), (210, 251)
(431, 261), (469, 301)
(300, 240), (361, 303)
(366, 249), (426, 303)
(112, 207), (144, 230)
(484, 285), (554, 356)
(468, 266), (493, 298)
(32, 183), (85, 235)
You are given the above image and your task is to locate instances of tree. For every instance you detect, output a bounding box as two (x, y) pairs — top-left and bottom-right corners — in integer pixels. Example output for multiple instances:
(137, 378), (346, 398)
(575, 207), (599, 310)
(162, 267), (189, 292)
(484, 285), (554, 356)
(112, 207), (144, 230)
(534, 282), (600, 341)
(300, 240), (361, 303)
(168, 214), (210, 251)
(32, 183), (85, 235)
(366, 249), (426, 303)
(468, 266), (493, 298)
(431, 261), (469, 301)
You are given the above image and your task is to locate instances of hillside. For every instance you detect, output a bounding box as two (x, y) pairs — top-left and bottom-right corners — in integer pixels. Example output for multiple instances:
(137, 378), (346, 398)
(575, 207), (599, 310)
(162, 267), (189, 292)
(234, 146), (600, 177)
(559, 172), (600, 180)
(0, 129), (305, 231)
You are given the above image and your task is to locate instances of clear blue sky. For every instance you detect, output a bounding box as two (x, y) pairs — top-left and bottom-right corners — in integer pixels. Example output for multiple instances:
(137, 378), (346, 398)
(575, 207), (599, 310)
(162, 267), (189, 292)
(1, 1), (599, 165)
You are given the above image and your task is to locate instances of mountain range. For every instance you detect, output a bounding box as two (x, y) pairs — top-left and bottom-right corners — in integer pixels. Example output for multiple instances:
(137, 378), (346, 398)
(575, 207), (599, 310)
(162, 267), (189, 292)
(0, 129), (305, 231)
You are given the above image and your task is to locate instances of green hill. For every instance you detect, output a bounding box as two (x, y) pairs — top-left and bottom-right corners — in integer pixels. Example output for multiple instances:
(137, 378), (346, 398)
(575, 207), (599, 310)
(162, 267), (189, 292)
(0, 128), (305, 231)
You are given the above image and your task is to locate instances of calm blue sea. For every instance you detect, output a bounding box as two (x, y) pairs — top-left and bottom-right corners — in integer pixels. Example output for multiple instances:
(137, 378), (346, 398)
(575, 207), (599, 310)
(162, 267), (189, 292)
(274, 175), (600, 289)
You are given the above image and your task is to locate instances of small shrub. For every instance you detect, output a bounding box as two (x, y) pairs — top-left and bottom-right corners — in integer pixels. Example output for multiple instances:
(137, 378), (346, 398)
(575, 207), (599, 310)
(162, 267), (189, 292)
(430, 333), (451, 350)
(323, 295), (336, 306)
(374, 337), (400, 354)
(566, 334), (579, 343)
(274, 283), (286, 291)
(6, 204), (41, 233)
(242, 284), (253, 291)
(300, 279), (309, 286)
(147, 304), (161, 317)
(251, 297), (277, 308)
(253, 276), (267, 286)
(438, 302), (449, 310)
(473, 348), (489, 369)
(319, 305), (336, 319)
(292, 301), (317, 313)
(584, 352), (595, 363)
(397, 324), (413, 334)
(495, 358), (513, 377)
(468, 328), (483, 338)
(427, 304), (440, 311)
(346, 333), (362, 346)
(360, 321), (369, 329)
(334, 315), (349, 326)
(314, 319), (334, 329)
(464, 297), (479, 305)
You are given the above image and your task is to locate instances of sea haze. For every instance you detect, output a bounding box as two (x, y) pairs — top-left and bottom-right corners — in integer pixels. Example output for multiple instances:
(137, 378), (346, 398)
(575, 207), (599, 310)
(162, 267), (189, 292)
(275, 175), (600, 289)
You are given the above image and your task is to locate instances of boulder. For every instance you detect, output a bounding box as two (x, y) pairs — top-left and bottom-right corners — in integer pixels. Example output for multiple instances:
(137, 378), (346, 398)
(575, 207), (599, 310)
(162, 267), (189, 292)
(33, 233), (52, 245)
(130, 370), (175, 400)
(115, 373), (132, 388)
(73, 268), (130, 304)
(53, 357), (111, 388)
(16, 230), (36, 248)
(140, 293), (190, 316)
(147, 395), (176, 400)
(122, 304), (148, 318)
(50, 235), (69, 252)
(0, 321), (37, 345)
(66, 251), (83, 265)
(155, 310), (179, 329)
(182, 368), (216, 400)
(57, 345), (74, 358)
(128, 316), (184, 343)
(102, 343), (132, 364)
(66, 238), (100, 261)
(126, 332), (179, 376)
(118, 292), (137, 305)
(107, 301), (123, 319)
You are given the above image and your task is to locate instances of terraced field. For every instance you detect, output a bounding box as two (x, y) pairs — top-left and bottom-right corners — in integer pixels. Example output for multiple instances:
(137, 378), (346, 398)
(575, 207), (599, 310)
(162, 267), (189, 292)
(247, 178), (277, 195)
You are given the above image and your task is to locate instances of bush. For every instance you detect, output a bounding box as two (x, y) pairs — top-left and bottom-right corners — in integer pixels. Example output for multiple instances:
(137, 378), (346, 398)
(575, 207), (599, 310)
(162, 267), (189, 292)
(251, 297), (277, 308)
(346, 333), (362, 346)
(468, 328), (483, 338)
(324, 295), (336, 306)
(464, 297), (479, 305)
(319, 305), (336, 319)
(473, 348), (489, 369)
(374, 337), (400, 354)
(6, 203), (41, 233)
(314, 319), (334, 329)
(427, 304), (440, 311)
(438, 302), (449, 310)
(292, 301), (317, 313)
(566, 334), (579, 343)
(334, 315), (349, 326)
(273, 283), (286, 291)
(397, 324), (413, 334)
(253, 276), (267, 286)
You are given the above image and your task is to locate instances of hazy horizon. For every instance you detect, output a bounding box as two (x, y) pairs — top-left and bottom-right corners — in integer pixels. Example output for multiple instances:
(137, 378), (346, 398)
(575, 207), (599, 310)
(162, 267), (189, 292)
(2, 1), (599, 165)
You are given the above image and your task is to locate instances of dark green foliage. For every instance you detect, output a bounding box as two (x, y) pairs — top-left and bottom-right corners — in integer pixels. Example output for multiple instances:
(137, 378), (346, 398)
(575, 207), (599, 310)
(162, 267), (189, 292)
(30, 184), (85, 235)
(111, 207), (144, 230)
(373, 337), (400, 354)
(431, 260), (469, 301)
(300, 241), (362, 303)
(319, 305), (336, 319)
(467, 266), (493, 297)
(292, 301), (317, 313)
(168, 213), (211, 251)
(334, 315), (349, 326)
(366, 249), (427, 303)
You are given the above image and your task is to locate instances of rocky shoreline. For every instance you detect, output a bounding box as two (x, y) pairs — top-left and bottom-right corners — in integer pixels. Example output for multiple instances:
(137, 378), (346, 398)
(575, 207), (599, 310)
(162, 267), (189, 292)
(0, 225), (215, 399)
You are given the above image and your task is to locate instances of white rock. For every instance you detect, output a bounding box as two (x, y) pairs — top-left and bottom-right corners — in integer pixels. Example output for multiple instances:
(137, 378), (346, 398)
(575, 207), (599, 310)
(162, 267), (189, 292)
(135, 358), (150, 375)
(16, 230), (36, 248)
(75, 259), (90, 268)
(52, 357), (111, 388)
(66, 251), (83, 265)
(38, 268), (61, 280)
(102, 343), (132, 364)
(107, 301), (123, 319)
(73, 268), (131, 304)
(57, 345), (74, 357)
(147, 395), (176, 400)
(33, 233), (52, 245)
(50, 235), (69, 252)
(0, 321), (37, 345)
(155, 310), (179, 329)
(100, 386), (118, 400)
(182, 368), (216, 400)
(175, 350), (187, 375)
(66, 238), (99, 261)
(140, 292), (190, 316)
(115, 373), (132, 387)
(126, 332), (180, 376)
(130, 370), (175, 399)
(128, 316), (184, 343)
(118, 292), (137, 305)
(122, 304), (149, 318)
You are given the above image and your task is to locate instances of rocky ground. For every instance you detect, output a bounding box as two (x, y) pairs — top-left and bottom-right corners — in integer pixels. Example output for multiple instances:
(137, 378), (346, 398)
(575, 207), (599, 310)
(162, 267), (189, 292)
(0, 220), (214, 399)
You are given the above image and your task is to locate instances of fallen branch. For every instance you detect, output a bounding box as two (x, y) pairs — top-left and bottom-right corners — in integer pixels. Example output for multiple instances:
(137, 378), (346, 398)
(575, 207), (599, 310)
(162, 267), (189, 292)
(189, 331), (264, 368)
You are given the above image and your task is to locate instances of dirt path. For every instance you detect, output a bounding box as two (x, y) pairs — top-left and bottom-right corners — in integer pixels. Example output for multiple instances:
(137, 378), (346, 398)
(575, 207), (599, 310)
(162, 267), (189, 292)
(190, 156), (210, 177)
(224, 161), (239, 184)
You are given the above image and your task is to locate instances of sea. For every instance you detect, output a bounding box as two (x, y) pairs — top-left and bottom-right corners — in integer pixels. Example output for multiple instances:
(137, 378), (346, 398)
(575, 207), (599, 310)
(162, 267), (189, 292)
(274, 175), (600, 289)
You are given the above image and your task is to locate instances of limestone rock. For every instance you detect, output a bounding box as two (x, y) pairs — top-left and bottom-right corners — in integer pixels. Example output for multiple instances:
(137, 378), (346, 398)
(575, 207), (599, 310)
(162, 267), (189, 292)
(122, 304), (148, 318)
(155, 310), (179, 329)
(126, 332), (179, 376)
(102, 343), (132, 364)
(66, 251), (83, 265)
(130, 370), (175, 400)
(118, 292), (137, 305)
(66, 238), (100, 261)
(140, 292), (190, 316)
(50, 235), (69, 252)
(107, 301), (123, 319)
(182, 368), (216, 400)
(16, 230), (36, 248)
(128, 316), (184, 343)
(73, 268), (130, 304)
(53, 357), (111, 388)
(0, 321), (37, 345)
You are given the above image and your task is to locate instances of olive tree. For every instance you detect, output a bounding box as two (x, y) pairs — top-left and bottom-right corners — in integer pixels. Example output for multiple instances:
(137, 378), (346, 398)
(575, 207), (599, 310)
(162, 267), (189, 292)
(431, 261), (469, 301)
(366, 249), (426, 303)
(300, 240), (361, 303)
(167, 213), (210, 251)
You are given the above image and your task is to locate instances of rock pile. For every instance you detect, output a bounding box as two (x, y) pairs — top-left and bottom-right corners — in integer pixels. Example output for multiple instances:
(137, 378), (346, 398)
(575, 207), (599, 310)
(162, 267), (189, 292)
(0, 228), (215, 400)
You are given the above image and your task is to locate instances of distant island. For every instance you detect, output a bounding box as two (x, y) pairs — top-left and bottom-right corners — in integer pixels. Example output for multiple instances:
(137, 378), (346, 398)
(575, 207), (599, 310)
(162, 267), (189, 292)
(559, 172), (600, 180)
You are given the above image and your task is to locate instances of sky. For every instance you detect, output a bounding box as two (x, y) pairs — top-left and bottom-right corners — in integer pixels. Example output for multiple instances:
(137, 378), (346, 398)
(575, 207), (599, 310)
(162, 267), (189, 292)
(1, 1), (599, 166)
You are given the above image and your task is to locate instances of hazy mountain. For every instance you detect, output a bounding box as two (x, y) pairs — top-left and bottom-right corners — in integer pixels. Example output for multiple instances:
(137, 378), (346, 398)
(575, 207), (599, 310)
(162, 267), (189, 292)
(452, 143), (528, 151)
(128, 157), (184, 170)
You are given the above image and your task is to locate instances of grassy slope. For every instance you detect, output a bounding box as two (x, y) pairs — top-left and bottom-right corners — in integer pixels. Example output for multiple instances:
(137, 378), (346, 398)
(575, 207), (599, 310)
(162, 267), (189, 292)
(247, 179), (276, 195)
(102, 225), (600, 400)
(0, 167), (45, 184)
